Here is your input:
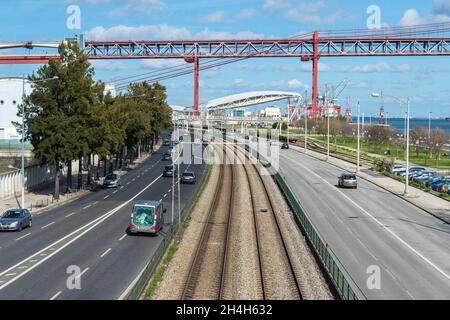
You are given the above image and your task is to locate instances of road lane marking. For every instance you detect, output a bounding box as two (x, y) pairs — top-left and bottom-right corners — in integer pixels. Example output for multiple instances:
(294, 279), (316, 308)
(5, 273), (16, 277)
(113, 190), (118, 194)
(50, 291), (62, 300)
(65, 212), (76, 218)
(76, 268), (89, 280)
(41, 222), (55, 229)
(83, 205), (92, 210)
(294, 160), (450, 282)
(100, 248), (112, 258)
(93, 201), (99, 205)
(126, 182), (130, 186)
(15, 233), (31, 241)
(0, 174), (163, 291)
(18, 266), (28, 269)
(119, 234), (127, 241)
(163, 193), (167, 198)
(103, 195), (110, 200)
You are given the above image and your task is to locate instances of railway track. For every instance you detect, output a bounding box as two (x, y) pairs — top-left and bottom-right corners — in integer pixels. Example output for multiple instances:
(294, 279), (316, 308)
(181, 139), (303, 300)
(181, 145), (235, 300)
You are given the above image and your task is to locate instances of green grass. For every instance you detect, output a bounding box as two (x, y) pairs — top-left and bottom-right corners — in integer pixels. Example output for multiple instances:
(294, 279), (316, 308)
(308, 135), (450, 170)
(144, 244), (179, 299)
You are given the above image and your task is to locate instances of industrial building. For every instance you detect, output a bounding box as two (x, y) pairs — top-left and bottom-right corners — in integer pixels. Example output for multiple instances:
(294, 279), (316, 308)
(0, 77), (32, 140)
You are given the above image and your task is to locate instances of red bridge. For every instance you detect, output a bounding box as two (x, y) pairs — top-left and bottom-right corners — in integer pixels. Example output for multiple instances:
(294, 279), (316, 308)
(2, 23), (450, 118)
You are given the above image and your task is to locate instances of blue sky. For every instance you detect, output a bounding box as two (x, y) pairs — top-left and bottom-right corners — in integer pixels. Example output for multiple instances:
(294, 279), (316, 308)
(2, 0), (450, 117)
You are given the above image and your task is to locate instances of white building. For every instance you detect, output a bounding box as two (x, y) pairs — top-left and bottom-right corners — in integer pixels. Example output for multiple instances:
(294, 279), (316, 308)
(0, 77), (32, 140)
(258, 106), (281, 119)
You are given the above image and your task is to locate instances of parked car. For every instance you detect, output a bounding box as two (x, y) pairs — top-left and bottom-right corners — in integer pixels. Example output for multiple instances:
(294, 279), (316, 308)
(0, 209), (32, 232)
(425, 176), (444, 188)
(388, 165), (405, 174)
(281, 143), (290, 150)
(103, 174), (121, 188)
(432, 179), (450, 191)
(338, 173), (358, 189)
(180, 171), (197, 184)
(162, 152), (172, 161)
(163, 165), (176, 177)
(128, 200), (166, 235)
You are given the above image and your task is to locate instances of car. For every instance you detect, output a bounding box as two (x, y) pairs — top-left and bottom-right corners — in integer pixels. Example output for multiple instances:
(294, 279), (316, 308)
(129, 200), (166, 235)
(338, 173), (358, 189)
(103, 174), (121, 188)
(180, 171), (197, 184)
(162, 152), (172, 161)
(432, 179), (450, 191)
(425, 176), (444, 187)
(0, 209), (32, 232)
(281, 143), (290, 150)
(388, 165), (405, 174)
(163, 165), (176, 177)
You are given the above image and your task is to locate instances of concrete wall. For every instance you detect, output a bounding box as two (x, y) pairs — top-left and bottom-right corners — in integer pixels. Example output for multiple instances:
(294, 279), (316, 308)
(0, 159), (83, 200)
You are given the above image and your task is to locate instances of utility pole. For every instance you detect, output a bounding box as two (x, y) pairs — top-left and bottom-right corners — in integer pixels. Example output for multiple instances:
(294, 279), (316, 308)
(357, 100), (361, 173)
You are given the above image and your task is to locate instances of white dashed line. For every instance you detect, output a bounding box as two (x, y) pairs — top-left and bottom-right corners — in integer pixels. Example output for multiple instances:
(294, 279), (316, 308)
(163, 194), (168, 198)
(65, 212), (76, 218)
(5, 273), (16, 277)
(93, 201), (99, 205)
(15, 233), (31, 241)
(41, 222), (55, 229)
(103, 195), (110, 200)
(119, 234), (127, 241)
(49, 291), (62, 300)
(76, 268), (89, 279)
(83, 205), (92, 210)
(100, 248), (112, 258)
(18, 266), (28, 269)
(113, 190), (118, 194)
(126, 182), (130, 186)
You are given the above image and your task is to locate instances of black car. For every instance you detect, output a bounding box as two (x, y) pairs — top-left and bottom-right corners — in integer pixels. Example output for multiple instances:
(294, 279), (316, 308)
(163, 165), (176, 177)
(281, 143), (290, 150)
(162, 152), (172, 161)
(180, 171), (197, 184)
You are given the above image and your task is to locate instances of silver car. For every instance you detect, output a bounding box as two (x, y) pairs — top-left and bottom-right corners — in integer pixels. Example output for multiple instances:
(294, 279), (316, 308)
(0, 209), (32, 232)
(338, 173), (358, 189)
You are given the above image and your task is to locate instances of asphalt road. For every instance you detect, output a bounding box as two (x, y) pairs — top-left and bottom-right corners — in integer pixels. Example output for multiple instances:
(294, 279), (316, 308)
(279, 148), (450, 299)
(0, 136), (206, 300)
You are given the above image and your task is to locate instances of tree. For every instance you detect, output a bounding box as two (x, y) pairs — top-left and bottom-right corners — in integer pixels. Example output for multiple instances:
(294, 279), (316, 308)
(18, 42), (99, 199)
(429, 129), (449, 164)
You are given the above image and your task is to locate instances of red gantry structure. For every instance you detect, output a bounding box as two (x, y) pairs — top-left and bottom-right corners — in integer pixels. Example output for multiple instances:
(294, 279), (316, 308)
(3, 23), (450, 118)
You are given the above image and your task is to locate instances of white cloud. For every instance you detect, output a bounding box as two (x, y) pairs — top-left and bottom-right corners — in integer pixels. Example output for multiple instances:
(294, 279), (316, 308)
(398, 8), (450, 26)
(108, 0), (165, 17)
(86, 24), (265, 41)
(86, 24), (191, 40)
(338, 62), (411, 73)
(237, 8), (255, 20)
(285, 1), (345, 25)
(263, 0), (291, 11)
(287, 79), (308, 90)
(434, 0), (450, 15)
(203, 10), (226, 24)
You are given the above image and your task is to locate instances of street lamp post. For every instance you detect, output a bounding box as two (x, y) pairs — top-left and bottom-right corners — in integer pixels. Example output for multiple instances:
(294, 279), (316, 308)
(326, 112), (330, 161)
(357, 100), (361, 172)
(304, 108), (308, 153)
(372, 92), (410, 195)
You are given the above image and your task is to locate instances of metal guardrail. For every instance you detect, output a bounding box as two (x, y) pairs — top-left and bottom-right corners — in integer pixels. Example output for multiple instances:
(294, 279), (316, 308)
(243, 143), (362, 300)
(123, 163), (212, 300)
